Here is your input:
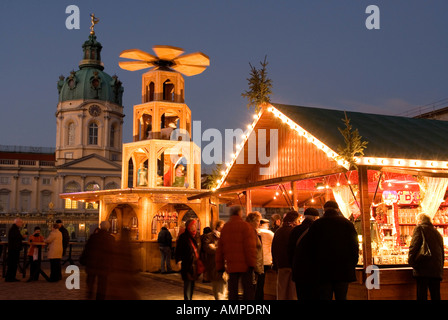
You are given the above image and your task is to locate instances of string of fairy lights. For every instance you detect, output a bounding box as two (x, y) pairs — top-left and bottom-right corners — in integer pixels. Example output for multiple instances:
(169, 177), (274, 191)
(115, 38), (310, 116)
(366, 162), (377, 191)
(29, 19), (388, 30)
(212, 105), (448, 193)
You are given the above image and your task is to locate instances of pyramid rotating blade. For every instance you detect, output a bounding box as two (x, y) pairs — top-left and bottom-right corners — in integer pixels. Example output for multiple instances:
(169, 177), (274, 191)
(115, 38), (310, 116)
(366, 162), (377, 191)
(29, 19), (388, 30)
(173, 52), (210, 67)
(119, 49), (157, 62)
(118, 61), (154, 71)
(172, 64), (208, 76)
(152, 45), (184, 60)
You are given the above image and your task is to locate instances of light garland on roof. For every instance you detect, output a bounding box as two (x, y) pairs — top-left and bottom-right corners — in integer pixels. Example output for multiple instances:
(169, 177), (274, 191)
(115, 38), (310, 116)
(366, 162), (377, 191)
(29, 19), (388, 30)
(212, 105), (448, 192)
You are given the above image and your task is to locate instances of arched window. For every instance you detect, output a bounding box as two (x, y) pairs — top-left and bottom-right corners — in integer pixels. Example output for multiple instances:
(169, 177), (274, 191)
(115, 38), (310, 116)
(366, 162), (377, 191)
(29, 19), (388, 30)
(89, 123), (98, 145)
(163, 79), (174, 101)
(19, 190), (31, 213)
(149, 82), (154, 101)
(0, 189), (10, 213)
(64, 181), (81, 210)
(110, 124), (116, 147)
(68, 122), (75, 146)
(85, 182), (101, 191)
(85, 182), (101, 207)
(41, 190), (52, 212)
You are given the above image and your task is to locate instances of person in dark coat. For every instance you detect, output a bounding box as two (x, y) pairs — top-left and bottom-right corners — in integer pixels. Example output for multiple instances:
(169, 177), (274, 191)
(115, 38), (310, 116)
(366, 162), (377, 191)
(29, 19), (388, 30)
(157, 224), (173, 273)
(80, 221), (115, 300)
(56, 219), (70, 256)
(175, 219), (201, 300)
(270, 214), (282, 233)
(289, 207), (320, 300)
(5, 218), (25, 282)
(408, 213), (444, 300)
(271, 211), (299, 300)
(200, 227), (212, 282)
(305, 208), (359, 300)
(203, 220), (226, 300)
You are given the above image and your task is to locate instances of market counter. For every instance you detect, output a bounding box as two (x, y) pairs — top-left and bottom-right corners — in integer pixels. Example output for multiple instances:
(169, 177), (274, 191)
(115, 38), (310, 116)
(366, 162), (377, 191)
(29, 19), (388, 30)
(348, 267), (448, 300)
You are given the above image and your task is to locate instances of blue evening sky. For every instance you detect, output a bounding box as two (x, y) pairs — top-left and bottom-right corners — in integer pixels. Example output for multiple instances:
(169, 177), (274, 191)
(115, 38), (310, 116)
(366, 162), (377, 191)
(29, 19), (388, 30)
(0, 0), (447, 168)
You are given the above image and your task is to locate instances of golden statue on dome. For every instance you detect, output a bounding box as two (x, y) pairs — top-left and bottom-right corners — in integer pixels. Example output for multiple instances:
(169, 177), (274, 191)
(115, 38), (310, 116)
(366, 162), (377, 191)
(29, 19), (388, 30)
(90, 13), (100, 35)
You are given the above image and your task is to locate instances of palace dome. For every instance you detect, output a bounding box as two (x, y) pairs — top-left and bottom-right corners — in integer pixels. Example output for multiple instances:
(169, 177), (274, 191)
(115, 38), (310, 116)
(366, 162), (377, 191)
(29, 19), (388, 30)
(57, 34), (124, 105)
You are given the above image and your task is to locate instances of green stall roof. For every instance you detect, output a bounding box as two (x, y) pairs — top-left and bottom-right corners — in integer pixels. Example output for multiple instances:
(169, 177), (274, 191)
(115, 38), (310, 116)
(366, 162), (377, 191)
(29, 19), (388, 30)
(272, 103), (448, 161)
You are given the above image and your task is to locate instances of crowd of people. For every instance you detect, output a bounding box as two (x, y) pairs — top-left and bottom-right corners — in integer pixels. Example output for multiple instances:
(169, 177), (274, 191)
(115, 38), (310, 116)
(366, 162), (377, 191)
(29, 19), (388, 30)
(4, 202), (444, 301)
(168, 203), (359, 300)
(170, 201), (445, 301)
(5, 218), (69, 283)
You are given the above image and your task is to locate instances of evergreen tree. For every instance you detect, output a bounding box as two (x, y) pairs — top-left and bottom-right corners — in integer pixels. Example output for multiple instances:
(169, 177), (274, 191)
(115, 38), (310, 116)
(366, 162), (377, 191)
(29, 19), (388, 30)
(337, 112), (368, 169)
(242, 56), (273, 113)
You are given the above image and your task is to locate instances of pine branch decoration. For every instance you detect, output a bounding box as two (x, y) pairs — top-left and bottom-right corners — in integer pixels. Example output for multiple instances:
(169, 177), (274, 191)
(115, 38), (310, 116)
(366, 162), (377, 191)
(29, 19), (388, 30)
(336, 112), (368, 169)
(241, 56), (273, 113)
(203, 163), (225, 190)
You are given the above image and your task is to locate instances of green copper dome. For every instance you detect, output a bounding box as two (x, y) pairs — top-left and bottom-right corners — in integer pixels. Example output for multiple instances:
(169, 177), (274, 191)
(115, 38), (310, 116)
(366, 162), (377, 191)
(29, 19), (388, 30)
(57, 34), (124, 105)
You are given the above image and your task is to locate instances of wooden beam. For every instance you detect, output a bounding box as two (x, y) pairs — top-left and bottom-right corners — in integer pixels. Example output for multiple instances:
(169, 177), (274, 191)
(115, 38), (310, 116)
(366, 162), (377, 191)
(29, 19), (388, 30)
(246, 189), (252, 214)
(188, 167), (346, 200)
(358, 165), (372, 297)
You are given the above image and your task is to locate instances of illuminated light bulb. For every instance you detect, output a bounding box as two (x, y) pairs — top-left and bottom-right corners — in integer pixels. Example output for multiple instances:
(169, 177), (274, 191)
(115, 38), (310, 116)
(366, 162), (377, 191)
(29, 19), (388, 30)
(212, 188), (216, 192)
(253, 114), (258, 119)
(231, 153), (235, 158)
(405, 184), (409, 189)
(226, 162), (231, 167)
(311, 198), (315, 203)
(388, 182), (392, 187)
(336, 182), (340, 187)
(247, 124), (252, 129)
(348, 180), (351, 184)
(288, 190), (292, 194)
(273, 196), (277, 200)
(276, 192), (279, 196)
(216, 180), (220, 184)
(221, 171), (225, 175)
(326, 185), (329, 189)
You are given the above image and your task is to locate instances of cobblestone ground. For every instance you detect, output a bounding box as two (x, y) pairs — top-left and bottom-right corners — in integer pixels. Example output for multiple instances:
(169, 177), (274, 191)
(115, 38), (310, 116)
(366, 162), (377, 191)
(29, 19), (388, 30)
(0, 263), (214, 300)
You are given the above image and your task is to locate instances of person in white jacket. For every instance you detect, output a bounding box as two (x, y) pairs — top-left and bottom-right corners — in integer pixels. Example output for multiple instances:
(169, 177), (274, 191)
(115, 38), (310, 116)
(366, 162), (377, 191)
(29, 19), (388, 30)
(257, 219), (274, 300)
(45, 223), (63, 282)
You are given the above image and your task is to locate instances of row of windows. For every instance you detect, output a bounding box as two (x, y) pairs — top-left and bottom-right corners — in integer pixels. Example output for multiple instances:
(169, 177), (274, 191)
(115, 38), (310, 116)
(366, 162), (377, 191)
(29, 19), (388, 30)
(67, 122), (119, 147)
(63, 181), (119, 193)
(0, 190), (52, 213)
(0, 177), (52, 186)
(64, 199), (98, 210)
(0, 191), (99, 213)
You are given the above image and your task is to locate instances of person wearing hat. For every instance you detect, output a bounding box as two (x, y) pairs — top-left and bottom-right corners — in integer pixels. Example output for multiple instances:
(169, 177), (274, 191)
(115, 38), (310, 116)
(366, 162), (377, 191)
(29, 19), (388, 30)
(56, 219), (70, 257)
(305, 208), (359, 300)
(289, 207), (320, 300)
(27, 226), (45, 282)
(270, 214), (282, 233)
(256, 218), (274, 300)
(271, 211), (300, 300)
(323, 201), (340, 215)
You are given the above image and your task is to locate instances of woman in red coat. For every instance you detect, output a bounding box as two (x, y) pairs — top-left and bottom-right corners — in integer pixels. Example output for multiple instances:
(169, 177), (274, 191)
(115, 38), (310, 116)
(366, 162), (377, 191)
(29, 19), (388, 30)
(27, 226), (45, 282)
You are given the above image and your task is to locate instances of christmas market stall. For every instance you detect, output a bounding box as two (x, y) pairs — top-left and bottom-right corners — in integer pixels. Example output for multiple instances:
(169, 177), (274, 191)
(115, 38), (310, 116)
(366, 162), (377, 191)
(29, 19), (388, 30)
(189, 103), (448, 300)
